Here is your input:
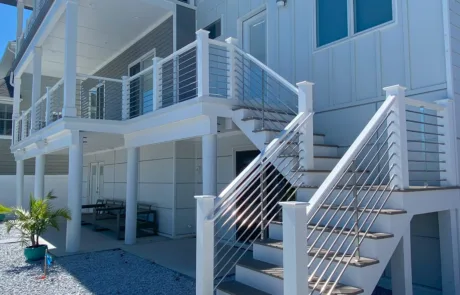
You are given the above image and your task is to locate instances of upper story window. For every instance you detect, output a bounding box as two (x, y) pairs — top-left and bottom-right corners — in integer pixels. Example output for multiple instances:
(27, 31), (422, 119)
(0, 104), (13, 136)
(204, 19), (222, 40)
(316, 0), (393, 47)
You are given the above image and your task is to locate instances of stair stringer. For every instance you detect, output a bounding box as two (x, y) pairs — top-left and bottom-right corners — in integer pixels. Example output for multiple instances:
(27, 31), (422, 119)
(333, 212), (414, 294)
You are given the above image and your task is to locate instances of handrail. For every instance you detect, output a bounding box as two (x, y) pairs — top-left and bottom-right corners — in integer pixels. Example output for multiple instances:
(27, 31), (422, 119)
(209, 111), (310, 221)
(306, 95), (397, 220)
(77, 73), (123, 83)
(233, 45), (299, 95)
(158, 40), (198, 67)
(405, 97), (444, 111)
(127, 65), (154, 82)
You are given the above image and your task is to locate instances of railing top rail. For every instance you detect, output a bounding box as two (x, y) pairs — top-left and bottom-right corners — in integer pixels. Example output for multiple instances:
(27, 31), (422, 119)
(157, 40), (198, 67)
(405, 97), (444, 111)
(307, 94), (397, 220)
(127, 65), (154, 82)
(209, 111), (313, 221)
(233, 45), (299, 95)
(77, 73), (123, 83)
(49, 78), (64, 93)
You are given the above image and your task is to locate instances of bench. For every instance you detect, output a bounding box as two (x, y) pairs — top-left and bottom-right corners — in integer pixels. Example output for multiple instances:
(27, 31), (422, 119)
(89, 200), (156, 240)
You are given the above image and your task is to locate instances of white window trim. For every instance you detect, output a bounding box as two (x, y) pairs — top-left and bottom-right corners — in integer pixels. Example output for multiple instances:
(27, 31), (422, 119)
(128, 48), (157, 72)
(314, 0), (397, 51)
(88, 82), (106, 120)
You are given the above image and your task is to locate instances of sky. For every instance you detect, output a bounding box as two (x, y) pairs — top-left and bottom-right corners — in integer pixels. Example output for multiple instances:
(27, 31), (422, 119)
(0, 4), (32, 52)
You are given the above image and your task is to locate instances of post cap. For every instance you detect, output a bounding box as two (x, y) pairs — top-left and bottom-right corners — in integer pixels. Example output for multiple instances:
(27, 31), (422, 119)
(296, 81), (315, 87)
(196, 29), (210, 37)
(383, 85), (406, 96)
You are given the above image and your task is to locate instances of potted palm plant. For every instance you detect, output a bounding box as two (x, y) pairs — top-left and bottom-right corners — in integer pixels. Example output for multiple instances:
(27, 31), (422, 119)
(0, 191), (71, 261)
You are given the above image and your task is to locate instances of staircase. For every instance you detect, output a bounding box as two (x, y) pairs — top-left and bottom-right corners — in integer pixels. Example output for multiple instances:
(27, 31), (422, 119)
(195, 39), (457, 295)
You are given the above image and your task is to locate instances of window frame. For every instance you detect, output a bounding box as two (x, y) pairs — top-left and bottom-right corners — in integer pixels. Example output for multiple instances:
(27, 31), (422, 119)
(314, 0), (396, 50)
(0, 102), (13, 137)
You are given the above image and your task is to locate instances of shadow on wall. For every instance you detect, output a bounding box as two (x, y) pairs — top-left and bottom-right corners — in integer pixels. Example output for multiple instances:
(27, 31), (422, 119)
(0, 175), (68, 209)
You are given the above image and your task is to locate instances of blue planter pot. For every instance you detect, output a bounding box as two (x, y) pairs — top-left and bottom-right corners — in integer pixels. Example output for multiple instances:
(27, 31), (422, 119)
(24, 245), (47, 261)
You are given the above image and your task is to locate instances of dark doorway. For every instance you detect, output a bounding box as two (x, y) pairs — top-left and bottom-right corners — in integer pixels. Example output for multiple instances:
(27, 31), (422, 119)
(235, 150), (293, 243)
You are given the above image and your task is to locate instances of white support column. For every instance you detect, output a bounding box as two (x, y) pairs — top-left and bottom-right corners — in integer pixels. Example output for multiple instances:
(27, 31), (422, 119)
(21, 111), (27, 140)
(297, 81), (314, 171)
(16, 160), (24, 208)
(195, 195), (215, 295)
(121, 76), (129, 120)
(280, 202), (310, 295)
(390, 228), (413, 295)
(225, 37), (238, 99)
(202, 134), (217, 196)
(34, 154), (45, 199)
(66, 131), (83, 253)
(436, 99), (459, 186)
(13, 77), (22, 119)
(438, 210), (460, 295)
(31, 47), (42, 133)
(152, 57), (162, 111)
(125, 147), (139, 245)
(384, 85), (410, 189)
(62, 0), (79, 117)
(16, 0), (24, 56)
(196, 30), (210, 97)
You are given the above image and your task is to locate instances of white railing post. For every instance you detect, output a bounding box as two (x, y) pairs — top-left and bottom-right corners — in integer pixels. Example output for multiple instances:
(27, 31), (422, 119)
(297, 81), (314, 171)
(121, 76), (129, 120)
(280, 201), (310, 295)
(152, 57), (163, 111)
(384, 85), (410, 189)
(225, 37), (238, 99)
(195, 195), (215, 295)
(21, 111), (27, 140)
(196, 29), (210, 97)
(436, 99), (459, 186)
(45, 87), (51, 125)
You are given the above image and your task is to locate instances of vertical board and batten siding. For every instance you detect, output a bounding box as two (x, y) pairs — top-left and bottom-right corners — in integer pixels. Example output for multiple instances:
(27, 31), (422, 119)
(0, 139), (68, 175)
(80, 17), (174, 120)
(196, 0), (449, 146)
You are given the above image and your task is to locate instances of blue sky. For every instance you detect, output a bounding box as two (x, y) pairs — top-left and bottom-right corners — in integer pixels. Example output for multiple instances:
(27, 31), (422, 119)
(0, 4), (32, 52)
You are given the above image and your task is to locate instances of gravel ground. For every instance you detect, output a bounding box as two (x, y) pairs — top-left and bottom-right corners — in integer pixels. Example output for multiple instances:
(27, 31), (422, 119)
(0, 225), (195, 295)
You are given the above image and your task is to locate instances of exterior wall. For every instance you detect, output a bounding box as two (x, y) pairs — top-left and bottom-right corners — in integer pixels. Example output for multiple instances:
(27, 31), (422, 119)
(82, 132), (257, 238)
(0, 175), (68, 209)
(0, 139), (68, 175)
(176, 5), (196, 50)
(19, 73), (60, 111)
(196, 0), (449, 146)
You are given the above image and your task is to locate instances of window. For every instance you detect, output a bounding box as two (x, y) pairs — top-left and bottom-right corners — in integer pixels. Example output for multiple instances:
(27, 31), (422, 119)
(317, 0), (348, 47)
(89, 83), (105, 120)
(204, 19), (222, 40)
(354, 0), (393, 33)
(316, 0), (393, 47)
(0, 104), (13, 136)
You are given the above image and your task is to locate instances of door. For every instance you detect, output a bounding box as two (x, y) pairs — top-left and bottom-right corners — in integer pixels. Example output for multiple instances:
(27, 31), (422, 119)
(235, 150), (262, 242)
(89, 163), (104, 205)
(242, 11), (267, 106)
(128, 50), (156, 118)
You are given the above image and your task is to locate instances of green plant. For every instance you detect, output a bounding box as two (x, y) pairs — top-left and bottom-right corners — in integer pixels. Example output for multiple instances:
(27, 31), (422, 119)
(0, 191), (71, 247)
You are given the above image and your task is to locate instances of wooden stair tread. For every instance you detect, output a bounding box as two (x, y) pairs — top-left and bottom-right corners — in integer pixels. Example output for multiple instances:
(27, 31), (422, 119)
(254, 239), (379, 268)
(237, 257), (363, 294)
(270, 221), (393, 239)
(321, 205), (407, 215)
(217, 281), (270, 295)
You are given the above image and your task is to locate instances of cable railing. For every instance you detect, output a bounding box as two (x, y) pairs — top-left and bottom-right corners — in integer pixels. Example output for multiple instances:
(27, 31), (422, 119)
(209, 40), (230, 99)
(210, 111), (312, 289)
(79, 74), (124, 120)
(48, 79), (64, 124)
(233, 46), (299, 131)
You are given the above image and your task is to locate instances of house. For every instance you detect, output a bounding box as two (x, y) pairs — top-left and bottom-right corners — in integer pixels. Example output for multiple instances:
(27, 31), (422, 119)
(3, 0), (460, 294)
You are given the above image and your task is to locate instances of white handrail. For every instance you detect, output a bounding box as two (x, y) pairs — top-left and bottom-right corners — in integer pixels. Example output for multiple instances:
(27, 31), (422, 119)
(405, 97), (444, 111)
(307, 95), (397, 220)
(232, 45), (299, 95)
(157, 40), (198, 67)
(77, 73), (123, 83)
(127, 65), (154, 82)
